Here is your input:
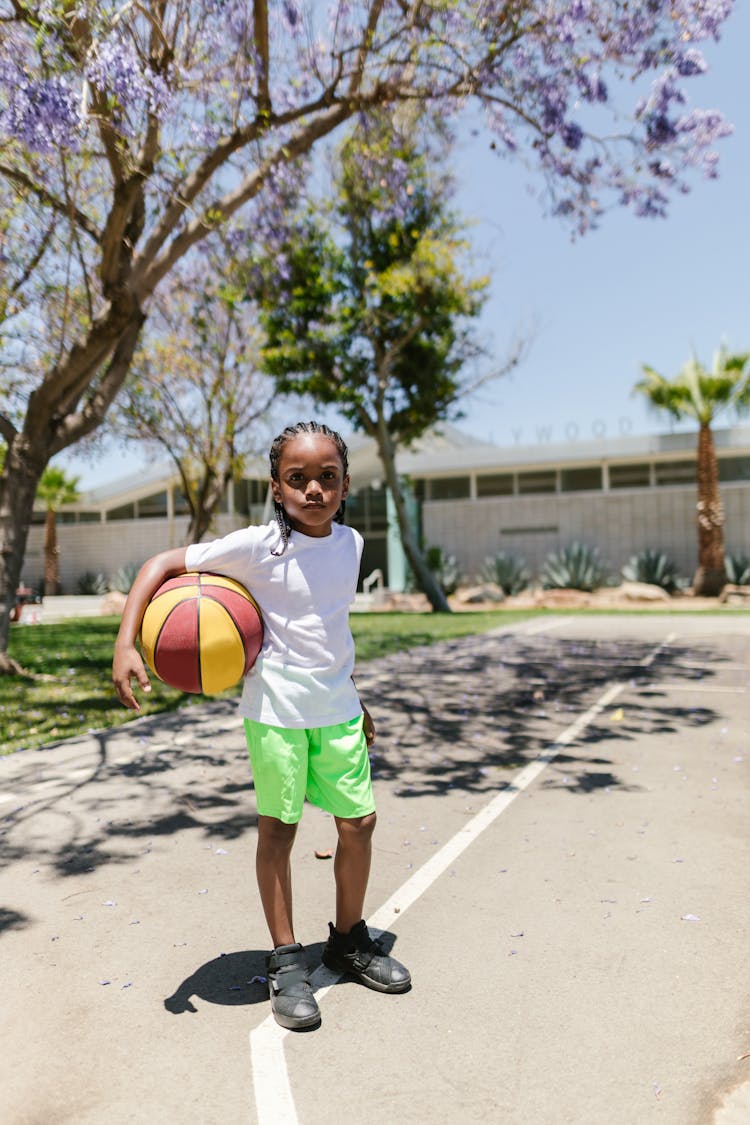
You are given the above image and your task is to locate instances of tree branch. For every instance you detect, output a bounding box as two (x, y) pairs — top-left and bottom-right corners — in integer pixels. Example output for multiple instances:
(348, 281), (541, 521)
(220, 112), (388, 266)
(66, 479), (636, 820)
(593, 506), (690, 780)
(0, 163), (101, 243)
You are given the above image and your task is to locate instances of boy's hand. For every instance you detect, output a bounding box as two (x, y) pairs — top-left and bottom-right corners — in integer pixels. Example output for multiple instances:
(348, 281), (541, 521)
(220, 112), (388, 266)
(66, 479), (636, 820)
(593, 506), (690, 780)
(113, 644), (152, 711)
(362, 704), (376, 746)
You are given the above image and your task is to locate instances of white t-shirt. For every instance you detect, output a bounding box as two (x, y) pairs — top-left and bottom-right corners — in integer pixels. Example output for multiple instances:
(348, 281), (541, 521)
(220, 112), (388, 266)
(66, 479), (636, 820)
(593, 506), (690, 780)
(184, 521), (364, 728)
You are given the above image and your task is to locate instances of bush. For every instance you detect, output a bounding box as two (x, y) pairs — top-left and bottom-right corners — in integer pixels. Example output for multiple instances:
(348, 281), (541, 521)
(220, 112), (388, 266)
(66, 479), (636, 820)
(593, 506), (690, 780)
(109, 562), (140, 594)
(725, 553), (750, 585)
(479, 551), (530, 595)
(622, 548), (679, 592)
(425, 545), (461, 596)
(76, 571), (109, 595)
(540, 542), (609, 591)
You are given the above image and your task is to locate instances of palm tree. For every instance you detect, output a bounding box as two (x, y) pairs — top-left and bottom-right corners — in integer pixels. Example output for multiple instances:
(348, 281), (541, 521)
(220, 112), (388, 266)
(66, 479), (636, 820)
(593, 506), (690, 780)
(36, 467), (80, 596)
(634, 346), (750, 596)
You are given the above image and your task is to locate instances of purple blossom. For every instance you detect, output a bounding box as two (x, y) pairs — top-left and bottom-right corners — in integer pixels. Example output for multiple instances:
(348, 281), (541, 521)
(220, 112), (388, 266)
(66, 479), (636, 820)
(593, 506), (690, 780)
(0, 68), (80, 154)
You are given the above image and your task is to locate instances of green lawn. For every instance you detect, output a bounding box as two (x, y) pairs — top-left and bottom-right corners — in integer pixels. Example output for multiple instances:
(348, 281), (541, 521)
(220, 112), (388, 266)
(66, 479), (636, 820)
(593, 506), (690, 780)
(1, 609), (536, 755)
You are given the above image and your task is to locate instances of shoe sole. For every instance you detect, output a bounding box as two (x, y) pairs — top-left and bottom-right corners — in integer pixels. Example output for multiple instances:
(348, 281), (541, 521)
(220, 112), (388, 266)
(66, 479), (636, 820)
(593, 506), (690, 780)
(322, 953), (411, 993)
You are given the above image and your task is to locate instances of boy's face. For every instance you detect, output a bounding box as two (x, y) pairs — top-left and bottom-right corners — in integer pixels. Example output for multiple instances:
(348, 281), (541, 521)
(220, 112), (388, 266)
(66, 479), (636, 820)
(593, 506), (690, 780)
(271, 433), (349, 538)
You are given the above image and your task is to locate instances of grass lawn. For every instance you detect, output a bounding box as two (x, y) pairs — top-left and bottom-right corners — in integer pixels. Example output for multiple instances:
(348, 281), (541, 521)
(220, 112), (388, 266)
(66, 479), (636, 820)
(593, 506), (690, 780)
(1, 609), (537, 756)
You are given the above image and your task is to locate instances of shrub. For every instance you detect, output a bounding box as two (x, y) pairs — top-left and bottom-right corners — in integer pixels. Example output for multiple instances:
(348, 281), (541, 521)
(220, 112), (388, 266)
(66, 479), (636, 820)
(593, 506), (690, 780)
(76, 571), (109, 595)
(540, 542), (609, 591)
(622, 549), (679, 592)
(425, 545), (461, 596)
(479, 552), (530, 595)
(725, 553), (750, 585)
(109, 562), (140, 594)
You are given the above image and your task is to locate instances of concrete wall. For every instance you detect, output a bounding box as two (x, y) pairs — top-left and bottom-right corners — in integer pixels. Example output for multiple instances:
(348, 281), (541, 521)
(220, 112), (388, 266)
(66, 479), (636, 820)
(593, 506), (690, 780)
(422, 482), (750, 583)
(23, 514), (247, 592)
(22, 480), (750, 592)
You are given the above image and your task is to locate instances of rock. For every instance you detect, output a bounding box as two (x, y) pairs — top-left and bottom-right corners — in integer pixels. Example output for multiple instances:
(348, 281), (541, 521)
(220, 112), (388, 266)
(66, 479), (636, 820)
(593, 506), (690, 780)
(534, 588), (594, 608)
(100, 590), (127, 616)
(617, 581), (671, 602)
(719, 583), (750, 604)
(453, 583), (505, 605)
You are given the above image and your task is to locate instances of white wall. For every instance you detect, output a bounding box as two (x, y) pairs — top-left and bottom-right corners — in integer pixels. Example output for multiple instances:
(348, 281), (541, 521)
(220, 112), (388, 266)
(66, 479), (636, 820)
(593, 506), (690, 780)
(422, 482), (750, 583)
(24, 514), (247, 591)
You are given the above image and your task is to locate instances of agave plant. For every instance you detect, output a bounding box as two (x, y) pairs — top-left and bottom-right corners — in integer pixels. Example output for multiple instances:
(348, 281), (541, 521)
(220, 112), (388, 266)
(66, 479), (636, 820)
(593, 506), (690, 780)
(479, 552), (530, 595)
(425, 545), (462, 596)
(725, 553), (750, 585)
(76, 571), (109, 595)
(622, 549), (679, 592)
(540, 542), (609, 591)
(109, 562), (141, 594)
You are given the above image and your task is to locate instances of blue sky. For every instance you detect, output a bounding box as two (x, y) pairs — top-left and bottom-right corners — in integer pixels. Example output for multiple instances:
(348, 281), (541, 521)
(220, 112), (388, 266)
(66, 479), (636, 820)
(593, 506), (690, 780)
(454, 1), (750, 449)
(62, 4), (750, 487)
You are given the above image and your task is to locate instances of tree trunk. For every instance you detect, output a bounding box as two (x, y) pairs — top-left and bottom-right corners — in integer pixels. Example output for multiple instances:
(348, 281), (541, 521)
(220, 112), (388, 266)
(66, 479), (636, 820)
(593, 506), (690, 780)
(692, 423), (726, 596)
(43, 509), (61, 596)
(0, 437), (48, 672)
(372, 418), (451, 613)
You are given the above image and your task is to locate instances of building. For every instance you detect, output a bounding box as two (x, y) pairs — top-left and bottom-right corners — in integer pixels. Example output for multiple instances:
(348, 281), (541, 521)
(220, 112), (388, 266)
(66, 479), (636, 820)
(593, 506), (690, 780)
(24, 424), (750, 593)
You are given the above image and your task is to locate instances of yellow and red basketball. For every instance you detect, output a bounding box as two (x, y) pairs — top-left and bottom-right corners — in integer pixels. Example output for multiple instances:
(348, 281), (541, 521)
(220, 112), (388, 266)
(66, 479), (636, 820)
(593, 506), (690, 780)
(139, 572), (263, 695)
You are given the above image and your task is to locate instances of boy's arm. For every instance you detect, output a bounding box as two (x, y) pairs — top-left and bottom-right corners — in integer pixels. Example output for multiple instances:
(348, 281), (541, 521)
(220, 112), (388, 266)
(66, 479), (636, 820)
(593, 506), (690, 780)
(112, 547), (188, 711)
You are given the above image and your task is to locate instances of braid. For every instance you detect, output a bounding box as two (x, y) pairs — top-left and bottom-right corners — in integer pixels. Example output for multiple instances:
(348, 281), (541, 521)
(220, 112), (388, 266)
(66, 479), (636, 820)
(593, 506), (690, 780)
(269, 421), (349, 556)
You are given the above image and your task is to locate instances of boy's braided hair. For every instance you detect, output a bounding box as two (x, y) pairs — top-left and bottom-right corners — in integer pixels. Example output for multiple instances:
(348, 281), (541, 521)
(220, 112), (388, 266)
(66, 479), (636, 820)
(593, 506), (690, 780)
(269, 421), (349, 556)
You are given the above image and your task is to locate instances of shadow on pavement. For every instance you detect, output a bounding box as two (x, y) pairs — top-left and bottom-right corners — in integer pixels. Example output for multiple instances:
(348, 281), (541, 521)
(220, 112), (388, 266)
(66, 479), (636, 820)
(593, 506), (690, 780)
(0, 632), (724, 879)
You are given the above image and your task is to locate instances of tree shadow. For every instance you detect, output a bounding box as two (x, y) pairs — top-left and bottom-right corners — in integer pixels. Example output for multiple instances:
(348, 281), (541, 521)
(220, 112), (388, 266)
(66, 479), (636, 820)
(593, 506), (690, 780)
(0, 632), (729, 877)
(356, 632), (722, 799)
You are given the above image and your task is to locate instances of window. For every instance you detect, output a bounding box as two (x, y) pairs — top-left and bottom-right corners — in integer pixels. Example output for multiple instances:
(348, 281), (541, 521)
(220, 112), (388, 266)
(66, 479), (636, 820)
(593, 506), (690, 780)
(517, 470), (557, 494)
(429, 476), (471, 500)
(107, 502), (136, 521)
(609, 463), (651, 489)
(477, 473), (514, 497)
(173, 486), (192, 516)
(138, 491), (168, 518)
(718, 456), (750, 482)
(654, 460), (695, 486)
(560, 466), (602, 492)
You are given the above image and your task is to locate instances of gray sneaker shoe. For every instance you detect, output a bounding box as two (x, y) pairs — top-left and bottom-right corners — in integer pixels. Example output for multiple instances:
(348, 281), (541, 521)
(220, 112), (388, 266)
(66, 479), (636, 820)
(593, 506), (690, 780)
(322, 921), (411, 993)
(266, 943), (321, 1030)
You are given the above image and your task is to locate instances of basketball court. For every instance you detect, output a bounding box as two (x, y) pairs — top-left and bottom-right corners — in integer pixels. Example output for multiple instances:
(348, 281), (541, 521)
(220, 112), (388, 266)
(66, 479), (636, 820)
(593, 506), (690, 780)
(0, 613), (748, 1123)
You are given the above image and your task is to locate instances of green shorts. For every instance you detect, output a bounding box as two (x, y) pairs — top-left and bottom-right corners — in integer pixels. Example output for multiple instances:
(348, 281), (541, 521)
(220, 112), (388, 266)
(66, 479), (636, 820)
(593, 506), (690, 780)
(243, 714), (376, 824)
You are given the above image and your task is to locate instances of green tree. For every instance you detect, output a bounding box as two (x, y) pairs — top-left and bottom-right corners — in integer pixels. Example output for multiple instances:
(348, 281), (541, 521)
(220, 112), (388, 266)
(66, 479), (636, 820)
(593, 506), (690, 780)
(634, 347), (750, 595)
(256, 113), (520, 611)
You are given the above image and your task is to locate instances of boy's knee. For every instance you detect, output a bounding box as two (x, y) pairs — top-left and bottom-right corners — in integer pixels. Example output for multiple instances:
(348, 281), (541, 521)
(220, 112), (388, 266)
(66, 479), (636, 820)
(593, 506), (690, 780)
(258, 815), (298, 851)
(336, 811), (377, 843)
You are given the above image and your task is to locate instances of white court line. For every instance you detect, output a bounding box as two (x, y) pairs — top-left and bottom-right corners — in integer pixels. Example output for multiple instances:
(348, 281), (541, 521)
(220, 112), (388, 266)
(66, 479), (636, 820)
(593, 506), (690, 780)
(250, 667), (636, 1125)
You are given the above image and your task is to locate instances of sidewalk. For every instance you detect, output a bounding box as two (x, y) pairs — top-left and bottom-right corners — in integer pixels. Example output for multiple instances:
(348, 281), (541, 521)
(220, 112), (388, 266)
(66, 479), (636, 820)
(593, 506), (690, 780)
(1, 614), (749, 1124)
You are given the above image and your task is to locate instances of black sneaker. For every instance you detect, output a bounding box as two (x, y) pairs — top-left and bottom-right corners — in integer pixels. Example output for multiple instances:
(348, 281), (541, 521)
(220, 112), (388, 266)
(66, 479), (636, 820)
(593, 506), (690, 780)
(321, 920), (411, 993)
(266, 943), (321, 1030)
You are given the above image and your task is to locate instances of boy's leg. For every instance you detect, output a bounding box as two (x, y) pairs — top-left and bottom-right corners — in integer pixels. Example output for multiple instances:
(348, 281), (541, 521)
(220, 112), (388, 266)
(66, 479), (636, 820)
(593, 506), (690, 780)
(323, 812), (410, 993)
(256, 815), (320, 1030)
(333, 812), (376, 934)
(256, 815), (298, 947)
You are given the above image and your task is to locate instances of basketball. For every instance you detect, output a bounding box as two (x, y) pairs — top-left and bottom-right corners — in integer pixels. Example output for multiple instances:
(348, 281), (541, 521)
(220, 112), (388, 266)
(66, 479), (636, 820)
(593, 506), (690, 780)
(139, 572), (263, 695)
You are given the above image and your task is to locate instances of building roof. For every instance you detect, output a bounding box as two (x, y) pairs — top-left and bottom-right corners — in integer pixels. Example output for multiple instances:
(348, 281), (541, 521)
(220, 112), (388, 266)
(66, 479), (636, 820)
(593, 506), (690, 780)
(58, 422), (750, 512)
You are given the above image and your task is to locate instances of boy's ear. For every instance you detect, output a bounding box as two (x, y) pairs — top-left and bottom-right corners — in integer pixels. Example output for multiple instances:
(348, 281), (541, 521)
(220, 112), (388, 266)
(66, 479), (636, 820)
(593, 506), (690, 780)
(271, 479), (282, 504)
(341, 474), (350, 501)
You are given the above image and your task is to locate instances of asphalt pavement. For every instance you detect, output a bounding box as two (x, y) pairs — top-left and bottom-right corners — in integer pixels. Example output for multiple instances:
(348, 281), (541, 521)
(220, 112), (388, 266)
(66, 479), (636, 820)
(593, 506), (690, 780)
(1, 613), (749, 1125)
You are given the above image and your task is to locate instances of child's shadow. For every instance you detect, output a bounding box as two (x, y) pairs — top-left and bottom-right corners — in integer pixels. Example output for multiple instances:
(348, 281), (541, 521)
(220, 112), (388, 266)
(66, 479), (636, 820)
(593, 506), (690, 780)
(164, 942), (325, 1014)
(164, 931), (405, 1014)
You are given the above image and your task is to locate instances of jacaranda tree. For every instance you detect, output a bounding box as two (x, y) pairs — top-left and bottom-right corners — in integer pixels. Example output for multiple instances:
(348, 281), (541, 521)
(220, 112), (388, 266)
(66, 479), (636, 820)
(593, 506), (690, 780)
(0, 0), (735, 667)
